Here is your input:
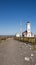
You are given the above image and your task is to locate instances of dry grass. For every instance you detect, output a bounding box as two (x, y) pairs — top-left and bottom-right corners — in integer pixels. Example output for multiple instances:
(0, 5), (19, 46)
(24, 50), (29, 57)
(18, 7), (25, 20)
(14, 37), (36, 44)
(32, 45), (36, 50)
(0, 35), (13, 44)
(14, 37), (36, 50)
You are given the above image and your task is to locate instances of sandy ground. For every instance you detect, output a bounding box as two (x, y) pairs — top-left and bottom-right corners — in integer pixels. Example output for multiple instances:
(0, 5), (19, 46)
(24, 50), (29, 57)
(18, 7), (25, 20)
(0, 38), (36, 65)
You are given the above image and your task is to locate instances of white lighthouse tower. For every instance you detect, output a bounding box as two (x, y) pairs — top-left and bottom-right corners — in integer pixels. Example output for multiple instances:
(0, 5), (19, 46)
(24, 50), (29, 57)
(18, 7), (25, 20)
(27, 22), (31, 37)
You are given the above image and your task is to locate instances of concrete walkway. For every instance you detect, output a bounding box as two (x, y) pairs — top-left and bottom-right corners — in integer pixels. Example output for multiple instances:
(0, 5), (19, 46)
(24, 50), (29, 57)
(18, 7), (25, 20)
(0, 39), (36, 65)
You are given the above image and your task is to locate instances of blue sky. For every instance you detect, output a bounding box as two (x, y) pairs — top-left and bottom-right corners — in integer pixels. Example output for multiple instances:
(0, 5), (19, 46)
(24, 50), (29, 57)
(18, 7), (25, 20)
(0, 0), (36, 35)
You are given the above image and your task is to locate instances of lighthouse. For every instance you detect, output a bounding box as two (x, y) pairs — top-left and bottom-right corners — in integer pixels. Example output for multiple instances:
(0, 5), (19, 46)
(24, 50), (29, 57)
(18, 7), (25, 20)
(22, 21), (34, 37)
(27, 22), (31, 37)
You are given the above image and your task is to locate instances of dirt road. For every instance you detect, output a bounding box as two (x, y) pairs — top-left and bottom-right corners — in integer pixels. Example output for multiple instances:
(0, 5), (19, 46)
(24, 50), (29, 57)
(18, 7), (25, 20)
(0, 38), (36, 65)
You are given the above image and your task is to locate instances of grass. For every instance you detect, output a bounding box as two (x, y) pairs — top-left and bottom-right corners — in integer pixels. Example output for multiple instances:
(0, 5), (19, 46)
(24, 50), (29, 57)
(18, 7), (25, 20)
(14, 37), (36, 43)
(0, 40), (2, 44)
(0, 36), (13, 44)
(32, 45), (36, 50)
(14, 37), (36, 50)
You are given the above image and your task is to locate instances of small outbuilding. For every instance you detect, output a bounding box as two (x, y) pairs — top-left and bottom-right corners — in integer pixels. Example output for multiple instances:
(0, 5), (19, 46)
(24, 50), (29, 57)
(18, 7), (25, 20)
(15, 33), (20, 37)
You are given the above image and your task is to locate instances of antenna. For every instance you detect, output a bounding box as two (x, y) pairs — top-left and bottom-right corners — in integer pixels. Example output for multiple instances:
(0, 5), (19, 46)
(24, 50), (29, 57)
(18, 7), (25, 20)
(20, 20), (22, 37)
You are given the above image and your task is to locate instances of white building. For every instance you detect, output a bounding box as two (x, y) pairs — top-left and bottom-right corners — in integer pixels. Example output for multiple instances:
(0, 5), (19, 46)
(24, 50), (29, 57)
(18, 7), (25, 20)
(27, 22), (31, 37)
(15, 33), (20, 37)
(22, 21), (34, 37)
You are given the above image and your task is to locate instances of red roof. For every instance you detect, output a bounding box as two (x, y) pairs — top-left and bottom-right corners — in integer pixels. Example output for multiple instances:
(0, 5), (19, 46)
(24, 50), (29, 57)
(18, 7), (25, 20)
(22, 30), (33, 35)
(22, 30), (27, 35)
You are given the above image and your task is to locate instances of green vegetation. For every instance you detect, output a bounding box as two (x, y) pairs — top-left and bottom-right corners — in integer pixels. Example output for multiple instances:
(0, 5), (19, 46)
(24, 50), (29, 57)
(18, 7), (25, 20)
(32, 45), (36, 50)
(14, 37), (36, 50)
(14, 37), (36, 44)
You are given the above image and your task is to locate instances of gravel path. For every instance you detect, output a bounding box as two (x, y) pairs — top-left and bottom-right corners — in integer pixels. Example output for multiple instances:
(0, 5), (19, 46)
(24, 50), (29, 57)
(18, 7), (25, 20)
(0, 38), (36, 65)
